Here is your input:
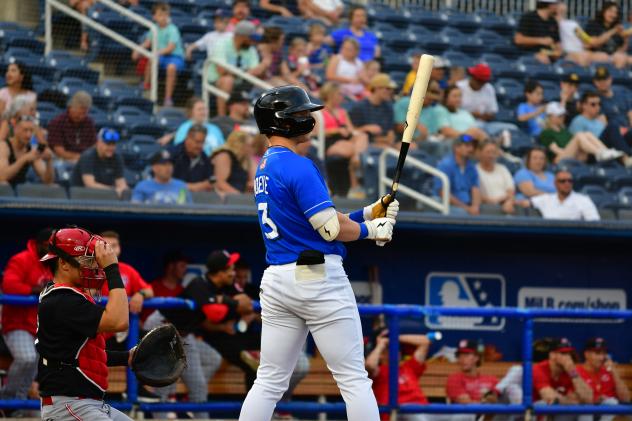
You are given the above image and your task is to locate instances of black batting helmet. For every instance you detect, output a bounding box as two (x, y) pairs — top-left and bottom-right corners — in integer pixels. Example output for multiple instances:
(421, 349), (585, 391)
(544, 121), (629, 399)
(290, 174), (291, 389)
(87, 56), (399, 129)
(254, 85), (323, 138)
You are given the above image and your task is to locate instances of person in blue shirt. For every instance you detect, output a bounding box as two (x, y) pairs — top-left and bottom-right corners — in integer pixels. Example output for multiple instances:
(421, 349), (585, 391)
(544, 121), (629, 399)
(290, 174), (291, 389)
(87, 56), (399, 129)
(131, 149), (192, 205)
(517, 80), (546, 137)
(329, 6), (379, 61)
(132, 2), (185, 107)
(513, 147), (555, 200)
(239, 86), (397, 421)
(172, 97), (224, 156)
(434, 135), (482, 216)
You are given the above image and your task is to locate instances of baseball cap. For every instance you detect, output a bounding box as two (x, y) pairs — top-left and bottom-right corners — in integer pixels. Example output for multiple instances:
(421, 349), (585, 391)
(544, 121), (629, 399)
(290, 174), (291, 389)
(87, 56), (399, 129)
(550, 337), (574, 353)
(206, 249), (240, 273)
(545, 101), (566, 116)
(468, 63), (492, 83)
(228, 90), (251, 105)
(98, 127), (120, 143)
(456, 339), (479, 355)
(150, 149), (172, 165)
(593, 66), (611, 80)
(234, 21), (259, 41)
(456, 134), (476, 144)
(563, 72), (580, 84)
(369, 73), (397, 90)
(433, 56), (450, 69)
(584, 337), (607, 352)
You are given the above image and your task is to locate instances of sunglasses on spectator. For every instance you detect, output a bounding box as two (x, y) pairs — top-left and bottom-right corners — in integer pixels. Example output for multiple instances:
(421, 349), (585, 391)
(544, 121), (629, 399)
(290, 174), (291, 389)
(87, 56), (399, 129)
(556, 178), (574, 184)
(16, 114), (37, 123)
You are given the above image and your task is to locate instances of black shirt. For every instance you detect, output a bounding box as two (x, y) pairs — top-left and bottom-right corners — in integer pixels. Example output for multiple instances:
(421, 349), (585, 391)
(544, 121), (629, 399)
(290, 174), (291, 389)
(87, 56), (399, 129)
(170, 143), (213, 183)
(4, 139), (30, 187)
(70, 146), (124, 187)
(516, 10), (560, 52)
(585, 20), (624, 54)
(211, 149), (249, 193)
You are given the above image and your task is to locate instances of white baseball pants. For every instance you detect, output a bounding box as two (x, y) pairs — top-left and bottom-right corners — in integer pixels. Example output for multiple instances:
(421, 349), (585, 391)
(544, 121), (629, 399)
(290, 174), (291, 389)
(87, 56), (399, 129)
(239, 254), (379, 421)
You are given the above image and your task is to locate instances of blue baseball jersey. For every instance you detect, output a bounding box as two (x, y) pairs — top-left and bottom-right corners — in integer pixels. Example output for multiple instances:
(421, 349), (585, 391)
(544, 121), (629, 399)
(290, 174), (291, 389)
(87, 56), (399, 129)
(254, 146), (346, 265)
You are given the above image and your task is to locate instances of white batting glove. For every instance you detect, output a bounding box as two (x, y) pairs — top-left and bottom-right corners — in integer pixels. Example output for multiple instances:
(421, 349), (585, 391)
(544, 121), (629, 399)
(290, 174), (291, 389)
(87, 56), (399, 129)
(363, 195), (400, 221)
(364, 217), (395, 243)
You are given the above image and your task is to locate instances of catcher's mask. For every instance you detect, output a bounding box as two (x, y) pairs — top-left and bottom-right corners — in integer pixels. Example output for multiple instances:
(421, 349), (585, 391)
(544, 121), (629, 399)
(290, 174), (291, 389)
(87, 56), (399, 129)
(40, 227), (106, 291)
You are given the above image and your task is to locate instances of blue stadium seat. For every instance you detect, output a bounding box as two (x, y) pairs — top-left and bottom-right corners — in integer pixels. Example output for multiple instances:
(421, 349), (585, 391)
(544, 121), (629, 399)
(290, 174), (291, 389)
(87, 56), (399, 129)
(495, 79), (524, 105)
(112, 106), (152, 128)
(113, 97), (154, 114)
(408, 10), (448, 31)
(494, 108), (516, 124)
(56, 77), (95, 97)
(383, 31), (419, 52)
(476, 29), (505, 46)
(372, 7), (410, 29)
(29, 63), (56, 83)
(155, 108), (186, 131)
(44, 50), (86, 70)
(580, 185), (618, 209)
(617, 187), (632, 208)
(490, 38), (524, 60)
(482, 14), (517, 36)
(418, 34), (450, 55)
(449, 13), (483, 34)
(443, 51), (471, 67)
(451, 36), (485, 57)
(88, 107), (111, 131)
(6, 37), (44, 55)
(128, 5), (152, 20)
(58, 66), (100, 85)
(380, 52), (408, 73)
(3, 47), (39, 64)
(120, 136), (162, 170)
(97, 80), (141, 99)
(539, 80), (560, 102)
(606, 173), (632, 192)
(128, 123), (166, 139)
(575, 172), (608, 190)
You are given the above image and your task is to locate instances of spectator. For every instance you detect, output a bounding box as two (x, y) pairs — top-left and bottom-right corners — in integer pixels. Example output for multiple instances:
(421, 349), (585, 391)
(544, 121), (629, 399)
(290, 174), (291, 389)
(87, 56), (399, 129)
(259, 0), (295, 17)
(143, 250), (188, 323)
(300, 0), (344, 26)
(394, 80), (442, 143)
(131, 149), (192, 205)
(457, 63), (497, 123)
(476, 140), (521, 214)
(132, 2), (185, 107)
(585, 1), (632, 69)
(591, 66), (632, 132)
(208, 21), (268, 116)
(349, 73), (397, 148)
(258, 26), (286, 86)
(171, 124), (214, 192)
(319, 82), (368, 196)
(532, 169), (600, 221)
(435, 135), (481, 216)
(577, 338), (630, 409)
(0, 111), (53, 187)
(431, 56), (451, 90)
(47, 91), (96, 163)
(557, 3), (614, 67)
(532, 337), (593, 406)
(0, 94), (45, 148)
(569, 92), (632, 157)
(281, 37), (320, 93)
(326, 38), (366, 100)
(70, 127), (128, 196)
(446, 339), (499, 407)
(540, 102), (621, 164)
(517, 80), (547, 137)
(0, 228), (54, 405)
(172, 97), (225, 156)
(307, 23), (332, 68)
(211, 130), (255, 194)
(359, 59), (381, 98)
(514, 0), (562, 64)
(210, 90), (257, 138)
(185, 9), (231, 61)
(0, 62), (35, 117)
(435, 85), (488, 142)
(69, 0), (95, 51)
(559, 72), (581, 125)
(330, 6), (380, 61)
(401, 50), (423, 96)
(514, 147), (555, 200)
(226, 0), (260, 32)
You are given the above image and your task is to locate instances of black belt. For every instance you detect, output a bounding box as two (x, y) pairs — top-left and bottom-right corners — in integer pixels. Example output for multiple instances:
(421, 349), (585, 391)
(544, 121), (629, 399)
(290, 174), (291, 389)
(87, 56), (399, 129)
(296, 250), (325, 266)
(42, 357), (77, 369)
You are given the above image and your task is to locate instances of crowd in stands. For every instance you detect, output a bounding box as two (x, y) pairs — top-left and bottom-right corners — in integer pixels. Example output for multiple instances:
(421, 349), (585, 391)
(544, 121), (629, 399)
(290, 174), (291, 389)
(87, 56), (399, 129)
(0, 0), (631, 220)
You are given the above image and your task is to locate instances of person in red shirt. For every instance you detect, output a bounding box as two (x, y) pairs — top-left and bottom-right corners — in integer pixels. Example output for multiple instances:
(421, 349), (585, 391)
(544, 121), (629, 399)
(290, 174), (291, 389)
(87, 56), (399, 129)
(446, 339), (499, 405)
(532, 337), (593, 406)
(577, 337), (630, 411)
(0, 228), (54, 404)
(141, 250), (188, 324)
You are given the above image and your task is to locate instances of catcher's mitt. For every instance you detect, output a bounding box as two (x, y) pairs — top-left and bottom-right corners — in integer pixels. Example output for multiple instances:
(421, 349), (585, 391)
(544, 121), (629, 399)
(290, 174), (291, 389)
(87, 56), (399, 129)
(131, 323), (186, 387)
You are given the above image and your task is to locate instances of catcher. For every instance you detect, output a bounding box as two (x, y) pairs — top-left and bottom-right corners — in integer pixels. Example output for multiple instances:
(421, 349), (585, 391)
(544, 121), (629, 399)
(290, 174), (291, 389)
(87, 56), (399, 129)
(36, 227), (185, 420)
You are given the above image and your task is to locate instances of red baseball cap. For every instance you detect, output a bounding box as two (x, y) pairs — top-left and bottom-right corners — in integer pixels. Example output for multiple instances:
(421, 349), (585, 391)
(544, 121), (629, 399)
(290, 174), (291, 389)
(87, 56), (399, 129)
(468, 63), (492, 83)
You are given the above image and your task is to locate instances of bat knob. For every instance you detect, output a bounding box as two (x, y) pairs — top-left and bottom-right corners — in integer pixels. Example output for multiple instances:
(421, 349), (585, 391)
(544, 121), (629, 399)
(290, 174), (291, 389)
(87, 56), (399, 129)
(427, 331), (442, 341)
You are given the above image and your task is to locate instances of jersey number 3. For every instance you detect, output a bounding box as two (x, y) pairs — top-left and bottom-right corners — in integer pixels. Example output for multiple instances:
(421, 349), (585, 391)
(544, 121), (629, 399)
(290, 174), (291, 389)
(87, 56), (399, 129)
(258, 202), (279, 240)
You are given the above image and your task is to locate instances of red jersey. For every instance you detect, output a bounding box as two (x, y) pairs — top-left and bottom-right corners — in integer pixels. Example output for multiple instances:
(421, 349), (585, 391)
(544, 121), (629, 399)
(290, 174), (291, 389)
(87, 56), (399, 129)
(100, 261), (149, 297)
(2, 240), (53, 335)
(577, 365), (616, 402)
(446, 371), (498, 402)
(533, 360), (575, 399)
(372, 358), (428, 421)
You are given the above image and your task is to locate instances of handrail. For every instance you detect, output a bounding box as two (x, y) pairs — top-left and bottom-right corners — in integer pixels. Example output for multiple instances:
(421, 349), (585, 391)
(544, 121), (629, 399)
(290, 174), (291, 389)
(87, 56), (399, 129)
(378, 148), (450, 214)
(2, 294), (631, 416)
(202, 57), (326, 160)
(45, 0), (159, 103)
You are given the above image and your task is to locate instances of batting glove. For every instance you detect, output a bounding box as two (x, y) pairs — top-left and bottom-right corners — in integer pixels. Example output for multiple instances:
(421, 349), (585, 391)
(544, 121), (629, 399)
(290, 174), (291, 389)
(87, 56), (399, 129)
(362, 217), (395, 243)
(364, 194), (400, 221)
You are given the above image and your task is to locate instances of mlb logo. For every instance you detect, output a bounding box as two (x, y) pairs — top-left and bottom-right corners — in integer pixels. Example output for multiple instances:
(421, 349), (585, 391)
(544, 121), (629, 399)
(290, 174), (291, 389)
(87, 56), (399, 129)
(425, 272), (506, 331)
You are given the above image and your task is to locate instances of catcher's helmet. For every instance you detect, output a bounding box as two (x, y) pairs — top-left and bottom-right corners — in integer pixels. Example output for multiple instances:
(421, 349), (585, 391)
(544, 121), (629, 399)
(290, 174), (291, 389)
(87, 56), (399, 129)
(40, 227), (107, 290)
(254, 85), (323, 138)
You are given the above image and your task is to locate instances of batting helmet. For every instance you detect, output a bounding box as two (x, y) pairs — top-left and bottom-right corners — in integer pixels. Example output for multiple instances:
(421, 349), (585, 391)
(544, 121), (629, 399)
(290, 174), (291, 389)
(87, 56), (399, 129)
(254, 85), (323, 138)
(41, 227), (107, 290)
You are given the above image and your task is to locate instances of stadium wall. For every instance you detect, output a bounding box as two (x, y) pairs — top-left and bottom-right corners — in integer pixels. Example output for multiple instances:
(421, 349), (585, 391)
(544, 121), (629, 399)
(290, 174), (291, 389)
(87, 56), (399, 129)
(2, 207), (631, 360)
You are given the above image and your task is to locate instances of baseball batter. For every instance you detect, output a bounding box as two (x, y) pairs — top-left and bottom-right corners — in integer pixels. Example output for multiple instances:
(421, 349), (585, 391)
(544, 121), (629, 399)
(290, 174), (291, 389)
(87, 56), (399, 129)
(239, 85), (398, 421)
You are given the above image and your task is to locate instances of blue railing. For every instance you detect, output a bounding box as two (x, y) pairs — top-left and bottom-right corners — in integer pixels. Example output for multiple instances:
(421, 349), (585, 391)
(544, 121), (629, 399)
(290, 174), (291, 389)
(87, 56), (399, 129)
(1, 294), (631, 416)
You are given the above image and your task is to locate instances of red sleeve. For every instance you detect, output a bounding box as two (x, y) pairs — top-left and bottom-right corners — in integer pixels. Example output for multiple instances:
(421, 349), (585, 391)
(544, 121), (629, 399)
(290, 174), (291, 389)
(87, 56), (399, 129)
(201, 303), (229, 323)
(402, 358), (426, 378)
(533, 363), (551, 394)
(2, 255), (33, 295)
(125, 265), (149, 295)
(46, 115), (63, 147)
(446, 372), (467, 401)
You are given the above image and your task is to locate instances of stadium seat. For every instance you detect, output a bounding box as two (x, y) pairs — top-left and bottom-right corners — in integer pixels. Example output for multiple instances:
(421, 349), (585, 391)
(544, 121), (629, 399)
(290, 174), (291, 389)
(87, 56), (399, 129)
(580, 185), (617, 209)
(155, 108), (186, 131)
(575, 173), (608, 190)
(16, 183), (67, 200)
(44, 50), (86, 70)
(494, 108), (516, 124)
(481, 14), (517, 36)
(408, 9), (448, 30)
(609, 174), (632, 192)
(506, 130), (534, 156)
(58, 66), (100, 85)
(127, 123), (166, 139)
(450, 13), (483, 34)
(56, 77), (96, 97)
(372, 7), (410, 29)
(112, 106), (153, 127)
(123, 168), (143, 188)
(69, 187), (120, 201)
(3, 47), (39, 64)
(618, 187), (632, 208)
(97, 80), (141, 99)
(113, 97), (154, 115)
(6, 37), (44, 55)
(88, 107), (111, 131)
(120, 136), (161, 171)
(443, 51), (472, 68)
(598, 208), (617, 220)
(0, 184), (15, 197)
(476, 30), (505, 46)
(418, 34), (450, 55)
(617, 209), (632, 220)
(191, 191), (223, 205)
(225, 194), (253, 206)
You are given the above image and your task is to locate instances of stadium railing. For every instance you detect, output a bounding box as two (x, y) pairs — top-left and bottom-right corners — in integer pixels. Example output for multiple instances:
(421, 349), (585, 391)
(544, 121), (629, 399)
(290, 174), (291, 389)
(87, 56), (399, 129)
(44, 0), (159, 103)
(1, 294), (631, 418)
(378, 148), (450, 214)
